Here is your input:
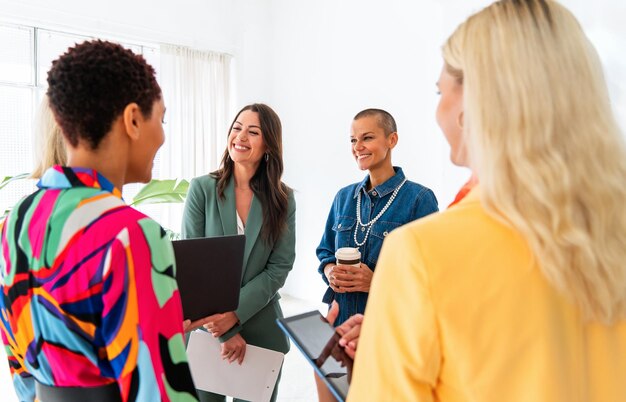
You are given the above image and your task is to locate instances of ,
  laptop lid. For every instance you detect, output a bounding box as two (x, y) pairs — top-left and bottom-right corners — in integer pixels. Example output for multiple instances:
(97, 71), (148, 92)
(277, 311), (353, 402)
(172, 235), (245, 321)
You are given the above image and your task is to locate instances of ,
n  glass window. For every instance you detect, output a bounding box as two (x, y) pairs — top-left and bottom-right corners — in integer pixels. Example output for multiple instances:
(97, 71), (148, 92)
(0, 24), (36, 213)
(0, 21), (232, 234)
(0, 25), (34, 85)
(36, 30), (89, 87)
(0, 86), (36, 212)
(0, 22), (160, 216)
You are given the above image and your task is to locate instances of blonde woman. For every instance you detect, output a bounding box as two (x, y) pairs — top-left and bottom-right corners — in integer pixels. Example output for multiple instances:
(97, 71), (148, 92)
(31, 96), (67, 179)
(348, 1), (626, 401)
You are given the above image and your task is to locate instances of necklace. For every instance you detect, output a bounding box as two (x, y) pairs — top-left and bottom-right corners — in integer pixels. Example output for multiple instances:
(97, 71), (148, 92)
(353, 178), (407, 247)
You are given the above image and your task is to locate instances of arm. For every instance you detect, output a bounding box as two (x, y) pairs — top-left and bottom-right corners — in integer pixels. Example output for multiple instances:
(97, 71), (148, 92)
(329, 263), (373, 293)
(231, 192), (297, 326)
(316, 196), (339, 288)
(325, 301), (362, 360)
(346, 228), (441, 402)
(323, 263), (354, 294)
(182, 178), (206, 239)
(336, 313), (363, 359)
(101, 218), (198, 402)
(413, 188), (439, 219)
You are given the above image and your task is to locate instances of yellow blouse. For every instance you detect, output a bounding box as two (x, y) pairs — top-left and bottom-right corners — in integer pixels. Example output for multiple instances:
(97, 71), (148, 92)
(348, 187), (626, 402)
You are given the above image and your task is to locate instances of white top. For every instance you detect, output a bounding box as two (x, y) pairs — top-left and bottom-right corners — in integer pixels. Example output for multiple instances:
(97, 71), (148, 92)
(236, 211), (245, 235)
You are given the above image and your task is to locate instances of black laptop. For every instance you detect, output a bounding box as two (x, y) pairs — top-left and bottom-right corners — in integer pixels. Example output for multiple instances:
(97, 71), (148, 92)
(277, 311), (353, 402)
(172, 235), (245, 321)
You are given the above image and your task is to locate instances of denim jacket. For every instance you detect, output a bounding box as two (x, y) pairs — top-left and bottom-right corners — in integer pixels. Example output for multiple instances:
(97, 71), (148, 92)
(316, 167), (439, 325)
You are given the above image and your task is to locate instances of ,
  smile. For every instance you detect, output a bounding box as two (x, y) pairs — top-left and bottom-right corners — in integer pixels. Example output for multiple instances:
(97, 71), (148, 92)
(356, 154), (372, 160)
(233, 143), (250, 151)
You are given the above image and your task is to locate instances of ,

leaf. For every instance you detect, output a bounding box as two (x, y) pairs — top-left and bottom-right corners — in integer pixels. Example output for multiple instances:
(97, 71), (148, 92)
(1, 173), (30, 220)
(0, 173), (30, 191)
(129, 178), (190, 207)
(164, 228), (182, 241)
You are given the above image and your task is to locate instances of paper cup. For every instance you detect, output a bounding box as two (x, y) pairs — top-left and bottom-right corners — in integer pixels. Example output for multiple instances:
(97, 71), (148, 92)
(335, 247), (361, 267)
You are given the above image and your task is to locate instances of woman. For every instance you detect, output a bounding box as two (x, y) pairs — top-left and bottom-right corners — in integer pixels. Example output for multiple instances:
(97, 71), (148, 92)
(315, 109), (438, 402)
(348, 1), (626, 401)
(182, 103), (295, 402)
(316, 108), (439, 327)
(0, 41), (200, 401)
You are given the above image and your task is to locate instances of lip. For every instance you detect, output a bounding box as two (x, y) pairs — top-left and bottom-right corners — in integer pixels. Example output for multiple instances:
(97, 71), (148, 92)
(356, 154), (372, 160)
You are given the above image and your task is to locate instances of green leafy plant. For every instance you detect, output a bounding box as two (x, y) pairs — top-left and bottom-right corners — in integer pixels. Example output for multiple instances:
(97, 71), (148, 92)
(1, 173), (30, 219)
(130, 179), (190, 207)
(0, 173), (29, 191)
(129, 179), (190, 240)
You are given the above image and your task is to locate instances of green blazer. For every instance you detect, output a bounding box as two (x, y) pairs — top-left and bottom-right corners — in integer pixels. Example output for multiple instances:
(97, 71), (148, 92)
(181, 174), (296, 353)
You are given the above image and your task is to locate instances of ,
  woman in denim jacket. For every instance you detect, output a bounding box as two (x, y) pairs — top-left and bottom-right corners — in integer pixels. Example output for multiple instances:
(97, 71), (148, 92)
(316, 109), (439, 326)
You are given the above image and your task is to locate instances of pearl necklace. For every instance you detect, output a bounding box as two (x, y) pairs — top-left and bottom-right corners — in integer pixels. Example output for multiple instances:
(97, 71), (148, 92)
(354, 178), (407, 247)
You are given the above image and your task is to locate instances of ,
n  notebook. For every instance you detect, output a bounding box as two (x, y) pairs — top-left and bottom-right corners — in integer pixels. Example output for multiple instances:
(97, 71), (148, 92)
(277, 311), (353, 402)
(172, 235), (245, 321)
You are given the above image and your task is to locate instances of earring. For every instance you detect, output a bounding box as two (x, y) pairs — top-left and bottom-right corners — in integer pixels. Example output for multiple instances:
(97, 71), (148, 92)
(265, 153), (269, 162)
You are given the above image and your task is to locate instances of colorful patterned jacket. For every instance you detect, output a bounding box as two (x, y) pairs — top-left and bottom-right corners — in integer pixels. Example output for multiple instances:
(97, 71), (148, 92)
(0, 166), (198, 402)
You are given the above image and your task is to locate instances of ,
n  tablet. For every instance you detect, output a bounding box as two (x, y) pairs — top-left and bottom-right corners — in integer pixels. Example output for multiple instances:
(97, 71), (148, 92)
(277, 311), (353, 402)
(172, 235), (245, 321)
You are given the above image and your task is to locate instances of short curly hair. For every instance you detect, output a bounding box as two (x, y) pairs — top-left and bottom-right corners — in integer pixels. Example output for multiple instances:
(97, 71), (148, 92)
(47, 40), (161, 149)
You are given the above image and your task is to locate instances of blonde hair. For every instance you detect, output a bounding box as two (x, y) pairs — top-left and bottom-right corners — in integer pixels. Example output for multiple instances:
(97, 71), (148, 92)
(443, 0), (626, 322)
(31, 96), (67, 179)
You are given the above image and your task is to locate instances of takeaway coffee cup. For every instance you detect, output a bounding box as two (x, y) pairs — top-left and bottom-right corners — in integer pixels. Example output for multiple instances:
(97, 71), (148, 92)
(335, 247), (361, 267)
